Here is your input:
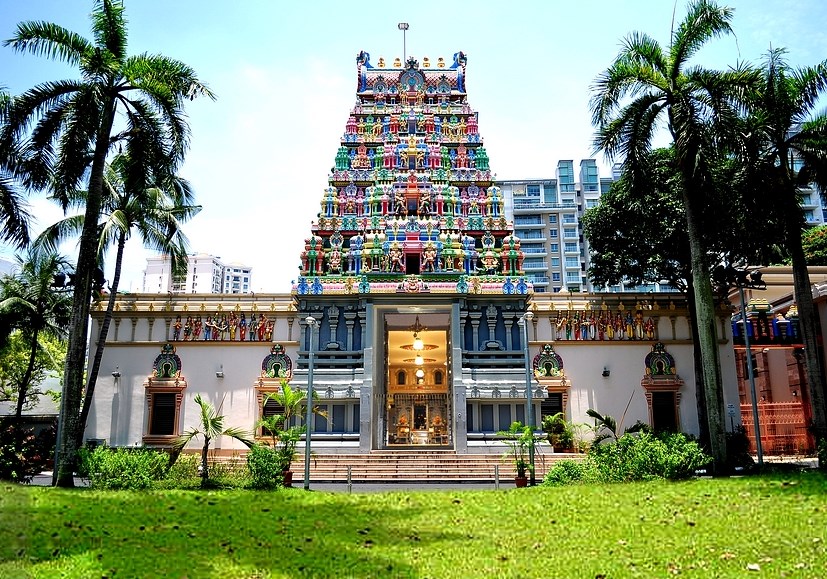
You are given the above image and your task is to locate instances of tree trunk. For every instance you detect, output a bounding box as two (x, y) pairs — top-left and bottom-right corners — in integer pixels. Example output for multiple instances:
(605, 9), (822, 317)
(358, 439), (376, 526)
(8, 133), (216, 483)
(75, 232), (126, 449)
(685, 282), (711, 450)
(785, 202), (827, 467)
(683, 191), (728, 472)
(15, 328), (40, 424)
(200, 437), (210, 488)
(54, 100), (116, 487)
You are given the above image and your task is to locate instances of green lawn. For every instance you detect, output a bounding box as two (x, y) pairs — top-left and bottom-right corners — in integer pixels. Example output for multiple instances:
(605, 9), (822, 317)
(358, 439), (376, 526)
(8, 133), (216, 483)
(1, 472), (825, 579)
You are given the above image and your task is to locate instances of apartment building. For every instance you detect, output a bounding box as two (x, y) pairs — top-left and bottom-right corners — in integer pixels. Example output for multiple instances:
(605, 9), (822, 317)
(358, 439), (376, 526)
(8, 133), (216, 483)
(142, 253), (252, 294)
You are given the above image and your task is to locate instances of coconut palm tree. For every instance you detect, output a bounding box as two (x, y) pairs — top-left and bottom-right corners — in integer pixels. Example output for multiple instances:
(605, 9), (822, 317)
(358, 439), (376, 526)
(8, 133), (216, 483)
(174, 394), (253, 488)
(35, 153), (201, 448)
(2, 0), (214, 486)
(590, 0), (757, 470)
(0, 250), (72, 424)
(741, 48), (827, 458)
(0, 87), (32, 249)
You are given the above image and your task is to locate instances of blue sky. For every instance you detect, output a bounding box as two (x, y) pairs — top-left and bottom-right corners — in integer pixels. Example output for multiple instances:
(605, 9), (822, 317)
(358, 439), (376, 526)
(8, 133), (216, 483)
(1, 0), (825, 292)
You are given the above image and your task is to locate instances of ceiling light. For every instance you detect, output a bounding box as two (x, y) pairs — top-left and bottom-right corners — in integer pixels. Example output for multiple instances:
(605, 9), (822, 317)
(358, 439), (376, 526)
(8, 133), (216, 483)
(415, 368), (425, 379)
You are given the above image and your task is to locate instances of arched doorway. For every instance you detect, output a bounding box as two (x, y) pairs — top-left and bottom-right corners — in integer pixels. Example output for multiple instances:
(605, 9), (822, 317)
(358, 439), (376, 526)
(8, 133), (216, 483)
(382, 311), (452, 448)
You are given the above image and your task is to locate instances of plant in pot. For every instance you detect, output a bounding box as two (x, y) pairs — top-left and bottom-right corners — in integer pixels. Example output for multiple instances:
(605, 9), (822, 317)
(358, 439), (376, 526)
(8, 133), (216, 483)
(542, 412), (574, 452)
(498, 421), (544, 487)
(255, 380), (327, 487)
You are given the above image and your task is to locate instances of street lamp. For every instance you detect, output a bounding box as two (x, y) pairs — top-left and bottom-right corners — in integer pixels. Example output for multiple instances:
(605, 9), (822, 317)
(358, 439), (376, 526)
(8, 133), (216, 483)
(716, 265), (766, 466)
(397, 23), (409, 63)
(519, 310), (535, 485)
(304, 315), (318, 490)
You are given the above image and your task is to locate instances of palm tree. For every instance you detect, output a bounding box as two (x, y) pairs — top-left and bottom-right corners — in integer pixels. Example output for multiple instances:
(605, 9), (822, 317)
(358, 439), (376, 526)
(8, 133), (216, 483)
(0, 250), (72, 424)
(0, 87), (32, 249)
(742, 48), (827, 458)
(35, 153), (200, 448)
(2, 0), (214, 486)
(590, 0), (757, 470)
(174, 394), (253, 488)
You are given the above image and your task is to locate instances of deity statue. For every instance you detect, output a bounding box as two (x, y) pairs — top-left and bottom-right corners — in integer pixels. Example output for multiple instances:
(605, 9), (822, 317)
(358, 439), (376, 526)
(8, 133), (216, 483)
(183, 316), (193, 341)
(239, 313), (247, 341)
(172, 316), (182, 341)
(229, 312), (238, 341)
(204, 316), (213, 341)
(193, 316), (203, 340)
(387, 242), (404, 273)
(422, 242), (438, 273)
(249, 313), (258, 341)
(264, 320), (274, 342)
(258, 314), (268, 341)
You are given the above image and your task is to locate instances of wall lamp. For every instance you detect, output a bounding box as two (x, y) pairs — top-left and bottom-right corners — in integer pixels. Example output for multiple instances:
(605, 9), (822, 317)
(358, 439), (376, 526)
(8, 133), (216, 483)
(216, 364), (224, 379)
(602, 366), (610, 378)
(111, 366), (121, 378)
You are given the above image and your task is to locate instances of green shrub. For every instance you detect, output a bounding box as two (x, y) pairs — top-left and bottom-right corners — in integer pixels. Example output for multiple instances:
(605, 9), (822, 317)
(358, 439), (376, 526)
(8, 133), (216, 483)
(543, 431), (710, 485)
(726, 425), (754, 470)
(589, 432), (709, 482)
(543, 459), (591, 486)
(247, 444), (283, 490)
(0, 419), (56, 482)
(154, 453), (201, 489)
(818, 438), (827, 470)
(79, 446), (168, 490)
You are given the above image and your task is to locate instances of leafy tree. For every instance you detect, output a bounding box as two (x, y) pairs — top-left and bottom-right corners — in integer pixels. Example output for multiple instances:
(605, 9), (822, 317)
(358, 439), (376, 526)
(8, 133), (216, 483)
(173, 394), (253, 488)
(0, 330), (64, 412)
(2, 0), (214, 486)
(35, 153), (200, 448)
(0, 87), (32, 248)
(740, 48), (827, 455)
(0, 250), (72, 424)
(802, 225), (827, 266)
(590, 0), (757, 471)
(583, 148), (787, 449)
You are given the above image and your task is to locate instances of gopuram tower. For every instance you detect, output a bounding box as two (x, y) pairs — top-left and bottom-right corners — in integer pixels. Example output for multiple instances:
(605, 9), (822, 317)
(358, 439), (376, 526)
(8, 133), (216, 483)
(292, 51), (532, 452)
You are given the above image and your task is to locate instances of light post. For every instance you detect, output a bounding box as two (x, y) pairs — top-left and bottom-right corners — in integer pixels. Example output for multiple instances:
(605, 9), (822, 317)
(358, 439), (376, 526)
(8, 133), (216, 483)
(717, 265), (765, 467)
(304, 315), (318, 490)
(397, 23), (409, 63)
(520, 310), (535, 485)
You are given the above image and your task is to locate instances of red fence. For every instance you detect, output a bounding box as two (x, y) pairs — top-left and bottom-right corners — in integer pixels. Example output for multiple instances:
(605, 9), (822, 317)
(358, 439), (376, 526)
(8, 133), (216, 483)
(740, 402), (813, 455)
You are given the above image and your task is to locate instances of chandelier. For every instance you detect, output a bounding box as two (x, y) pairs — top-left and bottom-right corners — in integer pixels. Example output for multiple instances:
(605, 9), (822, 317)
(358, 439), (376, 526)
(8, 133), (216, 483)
(408, 315), (426, 352)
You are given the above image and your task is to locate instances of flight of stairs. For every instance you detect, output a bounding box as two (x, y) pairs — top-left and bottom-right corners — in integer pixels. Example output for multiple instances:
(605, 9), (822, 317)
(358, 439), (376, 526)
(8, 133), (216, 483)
(288, 450), (580, 483)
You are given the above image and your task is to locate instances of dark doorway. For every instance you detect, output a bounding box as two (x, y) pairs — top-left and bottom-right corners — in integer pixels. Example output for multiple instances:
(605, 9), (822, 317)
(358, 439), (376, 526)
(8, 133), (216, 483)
(406, 254), (420, 274)
(651, 392), (677, 433)
(414, 404), (427, 430)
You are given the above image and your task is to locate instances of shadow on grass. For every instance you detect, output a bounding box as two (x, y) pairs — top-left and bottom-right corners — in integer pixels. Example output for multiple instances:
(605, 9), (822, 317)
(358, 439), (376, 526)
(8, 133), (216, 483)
(0, 485), (470, 579)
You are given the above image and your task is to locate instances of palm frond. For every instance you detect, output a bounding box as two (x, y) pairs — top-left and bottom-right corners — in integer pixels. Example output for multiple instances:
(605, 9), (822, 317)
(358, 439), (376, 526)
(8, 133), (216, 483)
(4, 20), (92, 66)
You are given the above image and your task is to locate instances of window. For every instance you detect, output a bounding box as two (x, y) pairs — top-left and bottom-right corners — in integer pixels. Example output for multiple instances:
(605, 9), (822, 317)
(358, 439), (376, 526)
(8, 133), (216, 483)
(527, 184), (540, 196)
(565, 257), (579, 268)
(564, 242), (577, 253)
(434, 370), (443, 384)
(143, 381), (186, 445)
(543, 186), (558, 203)
(149, 393), (176, 435)
(551, 257), (560, 268)
(550, 243), (559, 253)
(566, 271), (580, 282)
(586, 199), (599, 208)
(552, 272), (561, 282)
(549, 229), (558, 239)
(562, 213), (576, 224)
(548, 215), (558, 224)
(563, 227), (577, 238)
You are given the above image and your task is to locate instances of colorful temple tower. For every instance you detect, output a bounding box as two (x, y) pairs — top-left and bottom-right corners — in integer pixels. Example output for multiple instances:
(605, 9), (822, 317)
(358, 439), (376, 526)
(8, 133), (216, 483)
(292, 51), (532, 452)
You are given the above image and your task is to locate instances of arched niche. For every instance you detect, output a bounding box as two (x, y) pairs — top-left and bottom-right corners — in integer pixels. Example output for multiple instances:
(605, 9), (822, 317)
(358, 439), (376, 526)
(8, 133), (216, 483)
(254, 344), (294, 437)
(640, 342), (685, 432)
(531, 343), (570, 417)
(143, 343), (187, 445)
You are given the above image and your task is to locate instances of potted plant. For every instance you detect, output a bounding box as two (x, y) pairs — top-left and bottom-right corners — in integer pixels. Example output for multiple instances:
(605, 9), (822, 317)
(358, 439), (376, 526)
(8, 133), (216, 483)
(542, 412), (574, 452)
(498, 421), (544, 487)
(255, 381), (327, 487)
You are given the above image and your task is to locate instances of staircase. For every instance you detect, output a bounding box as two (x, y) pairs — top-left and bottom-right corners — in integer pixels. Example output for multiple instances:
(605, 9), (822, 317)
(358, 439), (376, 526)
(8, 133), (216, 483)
(289, 450), (578, 483)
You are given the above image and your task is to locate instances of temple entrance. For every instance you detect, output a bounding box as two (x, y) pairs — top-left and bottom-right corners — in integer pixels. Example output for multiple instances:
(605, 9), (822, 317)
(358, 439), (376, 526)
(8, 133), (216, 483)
(406, 254), (420, 274)
(382, 311), (451, 448)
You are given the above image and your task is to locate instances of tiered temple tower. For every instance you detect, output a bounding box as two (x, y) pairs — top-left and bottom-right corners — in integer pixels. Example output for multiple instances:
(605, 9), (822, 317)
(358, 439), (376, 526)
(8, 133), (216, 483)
(292, 51), (533, 452)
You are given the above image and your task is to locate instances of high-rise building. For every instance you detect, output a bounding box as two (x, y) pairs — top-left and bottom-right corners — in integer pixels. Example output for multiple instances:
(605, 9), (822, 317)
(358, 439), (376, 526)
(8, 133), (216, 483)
(142, 253), (252, 294)
(500, 159), (614, 293)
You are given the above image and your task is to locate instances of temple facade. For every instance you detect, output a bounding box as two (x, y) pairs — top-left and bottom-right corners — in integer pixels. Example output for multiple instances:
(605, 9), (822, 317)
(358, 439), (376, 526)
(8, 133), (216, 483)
(83, 51), (741, 455)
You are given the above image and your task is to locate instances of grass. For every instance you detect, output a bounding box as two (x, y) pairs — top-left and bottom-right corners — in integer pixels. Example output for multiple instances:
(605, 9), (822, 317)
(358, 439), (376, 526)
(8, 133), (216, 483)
(1, 472), (825, 578)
